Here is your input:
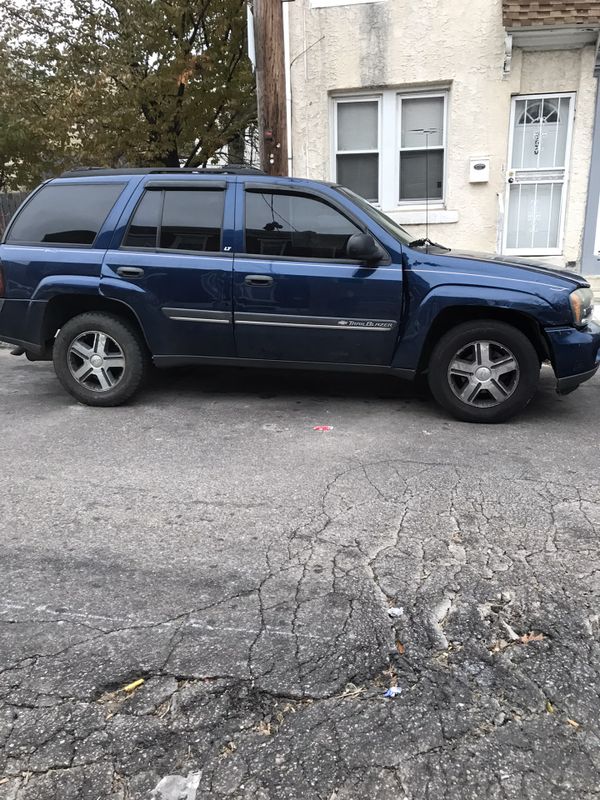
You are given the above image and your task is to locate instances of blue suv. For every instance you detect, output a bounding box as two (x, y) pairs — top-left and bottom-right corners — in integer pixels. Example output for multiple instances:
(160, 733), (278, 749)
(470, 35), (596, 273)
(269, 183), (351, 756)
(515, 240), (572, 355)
(0, 167), (598, 422)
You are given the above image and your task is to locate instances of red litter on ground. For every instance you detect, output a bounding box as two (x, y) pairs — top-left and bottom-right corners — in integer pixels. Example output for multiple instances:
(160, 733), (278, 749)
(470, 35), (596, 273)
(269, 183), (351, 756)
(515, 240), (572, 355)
(313, 425), (334, 431)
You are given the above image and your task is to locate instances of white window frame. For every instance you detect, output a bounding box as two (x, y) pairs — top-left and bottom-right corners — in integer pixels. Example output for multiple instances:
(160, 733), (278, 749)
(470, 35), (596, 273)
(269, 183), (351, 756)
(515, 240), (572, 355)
(331, 88), (449, 212)
(333, 95), (382, 205)
(397, 92), (447, 207)
(502, 91), (575, 257)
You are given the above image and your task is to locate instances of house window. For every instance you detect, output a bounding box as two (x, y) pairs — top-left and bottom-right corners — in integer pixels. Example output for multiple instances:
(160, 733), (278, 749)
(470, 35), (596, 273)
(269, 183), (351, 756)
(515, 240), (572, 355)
(398, 95), (445, 202)
(334, 98), (380, 203)
(333, 90), (448, 209)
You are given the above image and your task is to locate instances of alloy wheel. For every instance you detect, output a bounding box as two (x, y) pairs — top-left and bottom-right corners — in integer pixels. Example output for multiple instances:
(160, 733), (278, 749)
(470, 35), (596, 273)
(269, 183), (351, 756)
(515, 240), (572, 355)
(67, 330), (126, 392)
(447, 339), (520, 408)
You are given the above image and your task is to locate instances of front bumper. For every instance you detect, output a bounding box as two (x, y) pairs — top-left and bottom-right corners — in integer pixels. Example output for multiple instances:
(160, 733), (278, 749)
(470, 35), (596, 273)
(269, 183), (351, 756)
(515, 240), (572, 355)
(545, 321), (600, 395)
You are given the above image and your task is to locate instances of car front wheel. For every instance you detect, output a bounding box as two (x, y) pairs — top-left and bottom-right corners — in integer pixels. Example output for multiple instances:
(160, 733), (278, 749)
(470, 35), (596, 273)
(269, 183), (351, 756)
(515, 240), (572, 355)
(428, 320), (540, 423)
(53, 312), (149, 406)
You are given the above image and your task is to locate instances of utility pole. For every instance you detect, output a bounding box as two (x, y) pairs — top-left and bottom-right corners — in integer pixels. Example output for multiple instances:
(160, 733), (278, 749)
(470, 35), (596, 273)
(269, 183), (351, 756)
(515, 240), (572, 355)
(252, 0), (288, 176)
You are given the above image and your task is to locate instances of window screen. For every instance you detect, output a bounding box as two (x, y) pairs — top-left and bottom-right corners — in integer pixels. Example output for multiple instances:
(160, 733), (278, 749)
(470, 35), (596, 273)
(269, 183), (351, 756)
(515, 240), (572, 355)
(245, 191), (361, 260)
(7, 183), (125, 245)
(335, 100), (379, 202)
(398, 95), (445, 201)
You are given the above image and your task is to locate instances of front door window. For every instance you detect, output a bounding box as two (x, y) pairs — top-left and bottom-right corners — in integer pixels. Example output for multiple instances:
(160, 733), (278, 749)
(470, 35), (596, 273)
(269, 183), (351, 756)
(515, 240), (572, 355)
(503, 94), (574, 255)
(244, 190), (362, 260)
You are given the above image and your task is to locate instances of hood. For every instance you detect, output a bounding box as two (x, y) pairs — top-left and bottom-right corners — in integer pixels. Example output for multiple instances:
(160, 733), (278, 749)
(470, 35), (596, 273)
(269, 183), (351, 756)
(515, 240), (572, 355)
(440, 249), (588, 288)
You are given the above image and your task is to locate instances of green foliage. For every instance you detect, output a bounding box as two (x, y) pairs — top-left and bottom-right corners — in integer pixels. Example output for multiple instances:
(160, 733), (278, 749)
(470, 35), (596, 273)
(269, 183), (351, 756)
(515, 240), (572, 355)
(0, 0), (256, 189)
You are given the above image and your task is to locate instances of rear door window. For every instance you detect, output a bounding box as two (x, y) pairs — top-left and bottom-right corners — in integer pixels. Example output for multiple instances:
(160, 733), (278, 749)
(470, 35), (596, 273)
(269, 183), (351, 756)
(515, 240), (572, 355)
(123, 188), (225, 253)
(123, 190), (161, 249)
(6, 183), (125, 246)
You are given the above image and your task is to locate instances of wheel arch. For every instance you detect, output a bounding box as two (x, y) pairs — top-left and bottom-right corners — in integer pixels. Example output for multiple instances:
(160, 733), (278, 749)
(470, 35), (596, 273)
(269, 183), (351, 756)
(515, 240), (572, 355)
(417, 305), (550, 373)
(41, 294), (151, 354)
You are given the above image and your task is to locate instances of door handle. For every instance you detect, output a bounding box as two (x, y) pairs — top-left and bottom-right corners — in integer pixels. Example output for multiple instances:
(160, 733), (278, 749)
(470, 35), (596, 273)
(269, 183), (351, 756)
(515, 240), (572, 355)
(116, 266), (145, 279)
(245, 274), (273, 287)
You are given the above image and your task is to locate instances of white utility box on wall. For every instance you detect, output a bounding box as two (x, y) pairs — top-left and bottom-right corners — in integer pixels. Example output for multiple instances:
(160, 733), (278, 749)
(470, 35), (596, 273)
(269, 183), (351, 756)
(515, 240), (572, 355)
(469, 157), (490, 183)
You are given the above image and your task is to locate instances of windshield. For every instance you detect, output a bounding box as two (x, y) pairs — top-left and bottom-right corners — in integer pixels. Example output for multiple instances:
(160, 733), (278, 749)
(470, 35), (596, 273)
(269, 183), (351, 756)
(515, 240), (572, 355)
(334, 186), (413, 246)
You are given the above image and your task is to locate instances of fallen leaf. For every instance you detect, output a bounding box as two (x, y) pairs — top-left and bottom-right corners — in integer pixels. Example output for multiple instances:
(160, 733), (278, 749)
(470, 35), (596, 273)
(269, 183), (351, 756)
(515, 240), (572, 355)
(0, 778), (9, 786)
(338, 682), (364, 699)
(566, 718), (581, 729)
(122, 678), (145, 693)
(254, 720), (272, 736)
(519, 632), (545, 645)
(220, 741), (237, 758)
(546, 700), (555, 713)
(396, 641), (405, 655)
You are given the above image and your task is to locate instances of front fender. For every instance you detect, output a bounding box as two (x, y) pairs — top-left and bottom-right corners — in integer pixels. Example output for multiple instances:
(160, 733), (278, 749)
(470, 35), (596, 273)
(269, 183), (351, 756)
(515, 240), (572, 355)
(392, 284), (558, 371)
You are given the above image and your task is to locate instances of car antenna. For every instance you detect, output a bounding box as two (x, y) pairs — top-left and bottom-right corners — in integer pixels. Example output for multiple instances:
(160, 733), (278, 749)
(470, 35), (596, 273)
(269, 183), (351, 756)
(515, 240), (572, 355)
(410, 127), (437, 252)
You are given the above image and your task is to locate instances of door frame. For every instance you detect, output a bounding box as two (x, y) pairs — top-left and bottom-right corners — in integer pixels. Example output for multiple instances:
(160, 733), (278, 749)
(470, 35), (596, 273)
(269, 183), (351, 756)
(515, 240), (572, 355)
(581, 81), (600, 275)
(502, 91), (576, 257)
(231, 180), (403, 366)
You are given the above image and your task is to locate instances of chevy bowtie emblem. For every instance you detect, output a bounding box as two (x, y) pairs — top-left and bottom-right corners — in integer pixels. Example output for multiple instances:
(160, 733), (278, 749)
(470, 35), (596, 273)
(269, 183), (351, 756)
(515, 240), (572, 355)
(338, 320), (349, 326)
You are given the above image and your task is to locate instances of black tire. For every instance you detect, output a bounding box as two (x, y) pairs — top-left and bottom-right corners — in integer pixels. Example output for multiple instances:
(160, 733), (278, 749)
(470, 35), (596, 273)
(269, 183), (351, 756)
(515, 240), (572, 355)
(428, 320), (540, 423)
(53, 312), (149, 406)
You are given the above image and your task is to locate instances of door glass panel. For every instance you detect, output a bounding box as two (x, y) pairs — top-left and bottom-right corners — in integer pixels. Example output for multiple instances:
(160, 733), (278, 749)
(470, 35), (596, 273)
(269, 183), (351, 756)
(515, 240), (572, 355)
(123, 190), (161, 248)
(511, 96), (570, 170)
(337, 101), (378, 151)
(245, 191), (361, 259)
(160, 189), (224, 252)
(506, 183), (562, 250)
(400, 150), (444, 200)
(401, 97), (444, 148)
(336, 153), (379, 202)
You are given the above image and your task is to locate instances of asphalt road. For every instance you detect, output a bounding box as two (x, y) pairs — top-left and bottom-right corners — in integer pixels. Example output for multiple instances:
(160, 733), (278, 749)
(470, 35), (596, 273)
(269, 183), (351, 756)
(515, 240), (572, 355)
(1, 348), (600, 799)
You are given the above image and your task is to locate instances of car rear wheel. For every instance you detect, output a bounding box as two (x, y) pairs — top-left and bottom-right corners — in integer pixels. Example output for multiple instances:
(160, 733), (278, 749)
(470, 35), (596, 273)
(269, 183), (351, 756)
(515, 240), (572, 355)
(53, 312), (149, 406)
(428, 320), (540, 423)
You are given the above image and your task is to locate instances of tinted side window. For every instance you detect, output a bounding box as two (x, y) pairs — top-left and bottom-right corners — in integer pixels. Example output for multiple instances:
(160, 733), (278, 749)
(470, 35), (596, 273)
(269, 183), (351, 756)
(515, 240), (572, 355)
(245, 191), (361, 259)
(7, 183), (125, 245)
(160, 190), (223, 252)
(123, 190), (161, 248)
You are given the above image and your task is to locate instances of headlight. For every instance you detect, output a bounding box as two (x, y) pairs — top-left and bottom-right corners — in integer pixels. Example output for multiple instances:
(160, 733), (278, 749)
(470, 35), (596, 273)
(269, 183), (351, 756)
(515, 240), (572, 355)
(570, 288), (594, 327)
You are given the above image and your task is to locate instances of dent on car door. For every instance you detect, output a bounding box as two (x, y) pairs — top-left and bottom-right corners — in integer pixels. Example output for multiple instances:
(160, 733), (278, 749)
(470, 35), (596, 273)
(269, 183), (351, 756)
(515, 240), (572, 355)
(102, 181), (235, 358)
(232, 186), (403, 365)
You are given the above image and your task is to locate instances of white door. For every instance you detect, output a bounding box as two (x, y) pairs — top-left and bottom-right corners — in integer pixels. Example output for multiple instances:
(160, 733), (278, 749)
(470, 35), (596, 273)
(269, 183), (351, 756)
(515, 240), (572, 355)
(503, 93), (575, 256)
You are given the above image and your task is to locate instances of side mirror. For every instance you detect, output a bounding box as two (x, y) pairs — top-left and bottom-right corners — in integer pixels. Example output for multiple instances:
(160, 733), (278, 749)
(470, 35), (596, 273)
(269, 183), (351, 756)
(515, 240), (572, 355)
(346, 233), (385, 265)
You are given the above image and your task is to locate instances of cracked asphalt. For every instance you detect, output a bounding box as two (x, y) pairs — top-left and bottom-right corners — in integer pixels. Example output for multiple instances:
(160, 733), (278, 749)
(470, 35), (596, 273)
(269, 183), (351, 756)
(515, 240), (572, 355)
(1, 347), (600, 799)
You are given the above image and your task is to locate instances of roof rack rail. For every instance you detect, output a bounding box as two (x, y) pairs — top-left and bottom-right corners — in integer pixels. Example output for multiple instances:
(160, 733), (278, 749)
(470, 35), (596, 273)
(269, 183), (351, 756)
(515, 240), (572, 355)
(59, 165), (266, 178)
